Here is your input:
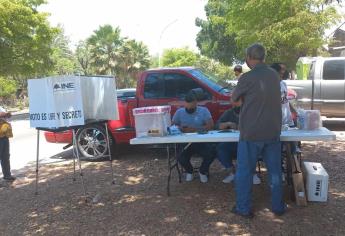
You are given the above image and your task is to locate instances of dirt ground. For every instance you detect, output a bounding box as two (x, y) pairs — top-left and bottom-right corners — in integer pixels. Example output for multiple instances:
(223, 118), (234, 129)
(0, 135), (344, 236)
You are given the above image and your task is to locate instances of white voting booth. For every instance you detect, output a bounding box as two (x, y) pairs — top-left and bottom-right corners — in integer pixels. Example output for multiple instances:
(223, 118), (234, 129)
(28, 75), (118, 201)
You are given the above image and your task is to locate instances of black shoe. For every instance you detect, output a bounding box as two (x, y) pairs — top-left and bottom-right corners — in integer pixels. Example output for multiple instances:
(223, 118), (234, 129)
(231, 206), (254, 219)
(3, 176), (16, 181)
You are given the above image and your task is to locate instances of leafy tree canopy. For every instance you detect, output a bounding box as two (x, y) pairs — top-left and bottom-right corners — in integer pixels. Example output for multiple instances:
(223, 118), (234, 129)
(197, 0), (341, 68)
(50, 26), (76, 75)
(0, 77), (16, 98)
(161, 47), (200, 67)
(0, 0), (58, 77)
(75, 40), (93, 75)
(161, 47), (236, 84)
(84, 24), (150, 88)
(196, 0), (238, 66)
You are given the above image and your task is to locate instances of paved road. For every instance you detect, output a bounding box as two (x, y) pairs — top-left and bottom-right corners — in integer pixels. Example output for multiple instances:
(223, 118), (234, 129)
(0, 119), (70, 177)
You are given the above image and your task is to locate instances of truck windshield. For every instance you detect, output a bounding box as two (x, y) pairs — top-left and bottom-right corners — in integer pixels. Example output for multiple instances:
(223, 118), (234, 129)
(189, 69), (230, 94)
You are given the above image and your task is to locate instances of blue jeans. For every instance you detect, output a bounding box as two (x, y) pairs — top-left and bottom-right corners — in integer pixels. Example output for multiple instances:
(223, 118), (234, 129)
(235, 140), (286, 214)
(216, 142), (237, 168)
(178, 143), (215, 175)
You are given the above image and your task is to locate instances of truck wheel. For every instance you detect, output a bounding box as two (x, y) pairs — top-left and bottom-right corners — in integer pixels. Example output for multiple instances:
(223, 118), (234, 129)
(76, 124), (115, 161)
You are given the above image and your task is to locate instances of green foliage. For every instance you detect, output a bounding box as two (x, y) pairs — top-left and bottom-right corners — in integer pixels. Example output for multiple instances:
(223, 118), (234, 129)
(50, 26), (76, 75)
(87, 25), (123, 75)
(197, 0), (341, 68)
(160, 47), (235, 85)
(195, 0), (238, 66)
(75, 40), (93, 75)
(150, 55), (159, 68)
(228, 0), (340, 67)
(84, 24), (150, 88)
(0, 77), (17, 98)
(161, 47), (200, 67)
(0, 0), (58, 77)
(116, 39), (151, 88)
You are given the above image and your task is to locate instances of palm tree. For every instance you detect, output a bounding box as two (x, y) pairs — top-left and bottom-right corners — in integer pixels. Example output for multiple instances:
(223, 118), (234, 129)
(75, 40), (92, 75)
(116, 40), (150, 88)
(87, 25), (123, 75)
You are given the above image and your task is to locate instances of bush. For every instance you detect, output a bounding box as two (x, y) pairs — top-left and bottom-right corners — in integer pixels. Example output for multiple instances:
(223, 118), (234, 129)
(0, 77), (17, 98)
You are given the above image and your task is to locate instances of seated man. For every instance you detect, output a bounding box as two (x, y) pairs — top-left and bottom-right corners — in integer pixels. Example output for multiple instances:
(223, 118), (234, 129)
(172, 91), (215, 183)
(216, 102), (261, 184)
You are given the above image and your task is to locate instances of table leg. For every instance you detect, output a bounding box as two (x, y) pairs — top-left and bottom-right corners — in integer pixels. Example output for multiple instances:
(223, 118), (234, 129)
(166, 143), (183, 196)
(72, 145), (76, 181)
(167, 144), (172, 196)
(175, 144), (182, 183)
(35, 130), (40, 195)
(285, 143), (293, 186)
(72, 129), (88, 202)
(73, 154), (76, 181)
(105, 124), (115, 185)
(283, 142), (295, 202)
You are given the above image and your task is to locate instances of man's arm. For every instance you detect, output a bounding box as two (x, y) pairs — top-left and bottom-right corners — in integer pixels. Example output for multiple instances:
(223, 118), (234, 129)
(171, 109), (180, 126)
(216, 109), (238, 130)
(231, 76), (248, 102)
(179, 120), (214, 133)
(172, 110), (193, 133)
(203, 118), (214, 131)
(219, 121), (237, 130)
(202, 108), (214, 131)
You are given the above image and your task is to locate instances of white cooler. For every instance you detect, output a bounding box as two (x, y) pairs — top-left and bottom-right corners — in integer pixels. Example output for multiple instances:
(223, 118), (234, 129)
(133, 106), (171, 137)
(303, 162), (329, 202)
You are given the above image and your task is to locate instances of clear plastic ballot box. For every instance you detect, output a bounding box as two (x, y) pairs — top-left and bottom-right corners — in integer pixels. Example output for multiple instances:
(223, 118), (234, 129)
(133, 106), (171, 137)
(28, 76), (119, 128)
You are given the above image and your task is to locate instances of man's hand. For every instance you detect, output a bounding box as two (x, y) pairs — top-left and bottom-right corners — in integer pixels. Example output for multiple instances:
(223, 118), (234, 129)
(181, 126), (197, 133)
(219, 122), (237, 130)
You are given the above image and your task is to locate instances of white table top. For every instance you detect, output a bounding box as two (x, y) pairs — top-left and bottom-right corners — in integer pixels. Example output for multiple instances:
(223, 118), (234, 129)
(130, 127), (336, 145)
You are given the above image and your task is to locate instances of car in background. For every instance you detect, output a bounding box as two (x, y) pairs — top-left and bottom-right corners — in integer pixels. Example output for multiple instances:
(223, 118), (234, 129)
(286, 57), (345, 117)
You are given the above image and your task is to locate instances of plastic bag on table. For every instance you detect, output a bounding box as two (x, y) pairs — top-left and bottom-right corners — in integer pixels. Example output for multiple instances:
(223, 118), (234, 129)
(297, 109), (321, 130)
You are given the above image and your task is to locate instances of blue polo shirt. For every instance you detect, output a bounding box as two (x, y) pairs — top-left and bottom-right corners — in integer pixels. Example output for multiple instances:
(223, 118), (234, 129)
(172, 106), (212, 130)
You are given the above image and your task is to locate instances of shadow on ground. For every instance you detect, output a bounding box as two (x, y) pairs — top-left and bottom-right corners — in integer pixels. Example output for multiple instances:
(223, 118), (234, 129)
(0, 141), (344, 235)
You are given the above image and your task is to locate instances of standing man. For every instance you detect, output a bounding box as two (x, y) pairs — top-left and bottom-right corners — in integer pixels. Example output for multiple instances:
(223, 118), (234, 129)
(231, 43), (286, 218)
(172, 91), (215, 183)
(0, 106), (15, 181)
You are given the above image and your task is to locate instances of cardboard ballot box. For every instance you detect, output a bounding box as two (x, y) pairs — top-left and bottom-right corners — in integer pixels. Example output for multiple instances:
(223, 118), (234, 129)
(28, 76), (118, 128)
(303, 162), (329, 202)
(133, 106), (171, 137)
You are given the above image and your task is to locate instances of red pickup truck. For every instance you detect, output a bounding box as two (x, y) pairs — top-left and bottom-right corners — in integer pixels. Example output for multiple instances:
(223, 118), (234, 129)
(44, 67), (233, 159)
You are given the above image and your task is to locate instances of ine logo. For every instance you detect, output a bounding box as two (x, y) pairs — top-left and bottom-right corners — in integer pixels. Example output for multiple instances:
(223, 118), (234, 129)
(53, 82), (75, 92)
